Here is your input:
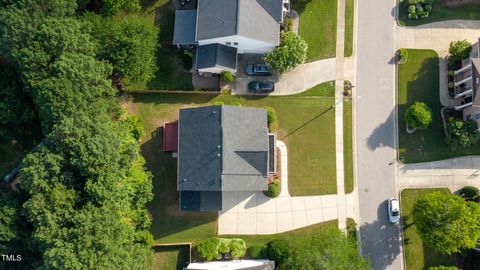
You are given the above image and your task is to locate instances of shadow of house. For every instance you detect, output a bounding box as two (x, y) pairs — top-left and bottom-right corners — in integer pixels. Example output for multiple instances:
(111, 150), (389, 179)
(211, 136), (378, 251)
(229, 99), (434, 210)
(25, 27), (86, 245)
(143, 127), (218, 241)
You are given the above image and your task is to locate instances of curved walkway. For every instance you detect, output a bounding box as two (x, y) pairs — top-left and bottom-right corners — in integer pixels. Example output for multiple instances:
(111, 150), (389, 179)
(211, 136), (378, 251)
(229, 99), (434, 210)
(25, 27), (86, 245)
(218, 140), (356, 235)
(398, 156), (480, 191)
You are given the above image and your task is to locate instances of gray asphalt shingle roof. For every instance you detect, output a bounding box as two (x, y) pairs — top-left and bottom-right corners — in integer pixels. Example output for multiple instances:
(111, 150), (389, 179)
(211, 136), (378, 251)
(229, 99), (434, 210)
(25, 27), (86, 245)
(196, 44), (238, 70)
(173, 10), (197, 44)
(178, 105), (269, 209)
(196, 0), (281, 44)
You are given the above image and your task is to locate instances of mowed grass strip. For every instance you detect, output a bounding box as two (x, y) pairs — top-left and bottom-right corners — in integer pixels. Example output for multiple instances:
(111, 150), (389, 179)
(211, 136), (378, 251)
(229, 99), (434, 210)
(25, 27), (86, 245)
(344, 0), (354, 57)
(343, 98), (354, 193)
(292, 0), (338, 61)
(397, 49), (480, 163)
(401, 188), (456, 270)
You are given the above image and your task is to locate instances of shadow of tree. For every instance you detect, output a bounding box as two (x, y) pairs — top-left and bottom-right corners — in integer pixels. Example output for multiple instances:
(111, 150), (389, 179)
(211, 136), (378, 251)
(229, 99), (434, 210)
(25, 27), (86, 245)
(366, 108), (395, 151)
(290, 0), (314, 14)
(359, 202), (402, 270)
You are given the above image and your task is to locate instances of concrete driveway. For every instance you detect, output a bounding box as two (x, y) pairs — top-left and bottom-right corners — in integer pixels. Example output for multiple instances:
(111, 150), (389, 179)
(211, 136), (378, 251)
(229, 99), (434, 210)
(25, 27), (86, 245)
(218, 140), (356, 235)
(232, 55), (336, 96)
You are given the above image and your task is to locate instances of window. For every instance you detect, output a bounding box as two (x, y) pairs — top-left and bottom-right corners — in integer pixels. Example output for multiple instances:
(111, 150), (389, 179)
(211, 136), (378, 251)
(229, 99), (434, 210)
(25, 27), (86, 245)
(466, 114), (472, 120)
(475, 113), (480, 120)
(233, 42), (238, 46)
(226, 42), (231, 45)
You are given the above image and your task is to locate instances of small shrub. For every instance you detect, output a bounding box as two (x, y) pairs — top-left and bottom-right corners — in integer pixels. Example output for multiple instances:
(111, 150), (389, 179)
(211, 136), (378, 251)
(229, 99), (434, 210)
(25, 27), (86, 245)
(445, 119), (480, 150)
(248, 245), (266, 259)
(120, 114), (144, 141)
(282, 17), (294, 32)
(219, 238), (231, 253)
(397, 48), (408, 64)
(459, 186), (480, 200)
(266, 106), (277, 124)
(424, 4), (432, 12)
(264, 180), (280, 198)
(229, 238), (246, 258)
(449, 40), (472, 61)
(220, 71), (235, 82)
(447, 70), (454, 76)
(197, 237), (221, 261)
(408, 5), (417, 17)
(267, 239), (290, 264)
(448, 82), (454, 88)
(405, 102), (432, 129)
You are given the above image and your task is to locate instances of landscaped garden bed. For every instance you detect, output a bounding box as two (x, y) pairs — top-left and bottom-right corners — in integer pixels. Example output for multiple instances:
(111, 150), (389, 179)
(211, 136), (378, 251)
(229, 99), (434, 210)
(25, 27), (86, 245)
(397, 49), (480, 163)
(398, 0), (480, 26)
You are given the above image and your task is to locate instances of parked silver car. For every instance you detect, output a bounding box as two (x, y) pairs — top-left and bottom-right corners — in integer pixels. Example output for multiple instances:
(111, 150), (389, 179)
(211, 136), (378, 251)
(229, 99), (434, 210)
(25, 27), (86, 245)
(245, 64), (272, 76)
(387, 198), (400, 224)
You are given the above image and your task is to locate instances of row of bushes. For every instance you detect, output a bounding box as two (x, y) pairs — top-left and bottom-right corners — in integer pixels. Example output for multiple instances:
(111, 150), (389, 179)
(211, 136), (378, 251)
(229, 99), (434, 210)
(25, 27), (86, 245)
(406, 0), (434, 20)
(197, 237), (246, 260)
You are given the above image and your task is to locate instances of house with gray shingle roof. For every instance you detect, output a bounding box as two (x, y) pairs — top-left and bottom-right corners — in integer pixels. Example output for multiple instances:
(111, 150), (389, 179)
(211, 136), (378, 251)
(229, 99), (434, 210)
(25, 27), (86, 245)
(452, 38), (480, 128)
(176, 105), (276, 211)
(173, 0), (290, 74)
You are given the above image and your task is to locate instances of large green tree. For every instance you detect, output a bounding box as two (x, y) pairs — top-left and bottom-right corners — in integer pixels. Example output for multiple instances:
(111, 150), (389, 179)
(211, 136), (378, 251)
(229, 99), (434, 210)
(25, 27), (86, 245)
(87, 14), (158, 86)
(0, 60), (36, 138)
(264, 31), (308, 74)
(285, 229), (371, 270)
(413, 191), (480, 254)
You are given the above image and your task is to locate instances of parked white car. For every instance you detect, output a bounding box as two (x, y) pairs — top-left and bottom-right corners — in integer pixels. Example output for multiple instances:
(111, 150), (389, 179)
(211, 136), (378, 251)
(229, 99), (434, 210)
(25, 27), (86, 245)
(388, 198), (400, 224)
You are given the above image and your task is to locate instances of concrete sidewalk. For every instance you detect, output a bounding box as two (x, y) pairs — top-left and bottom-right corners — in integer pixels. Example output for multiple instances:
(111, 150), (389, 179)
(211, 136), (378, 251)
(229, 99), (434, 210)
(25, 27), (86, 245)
(218, 140), (356, 235)
(398, 156), (480, 191)
(395, 20), (480, 55)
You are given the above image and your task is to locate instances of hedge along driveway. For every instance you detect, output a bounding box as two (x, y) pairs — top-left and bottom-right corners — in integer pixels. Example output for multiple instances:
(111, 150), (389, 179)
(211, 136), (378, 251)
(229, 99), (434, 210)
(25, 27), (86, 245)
(292, 0), (338, 61)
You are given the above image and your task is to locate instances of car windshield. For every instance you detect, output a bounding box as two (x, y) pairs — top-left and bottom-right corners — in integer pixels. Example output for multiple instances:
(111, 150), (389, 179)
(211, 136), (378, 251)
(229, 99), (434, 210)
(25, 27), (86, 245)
(391, 210), (399, 216)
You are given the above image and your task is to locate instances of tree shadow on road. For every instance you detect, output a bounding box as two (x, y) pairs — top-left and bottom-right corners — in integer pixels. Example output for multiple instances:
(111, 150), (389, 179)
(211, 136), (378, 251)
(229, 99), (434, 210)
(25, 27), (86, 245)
(366, 108), (395, 151)
(359, 201), (402, 270)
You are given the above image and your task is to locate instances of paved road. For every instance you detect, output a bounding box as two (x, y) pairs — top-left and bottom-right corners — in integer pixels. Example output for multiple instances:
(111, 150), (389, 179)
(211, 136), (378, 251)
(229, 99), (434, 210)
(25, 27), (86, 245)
(355, 0), (404, 269)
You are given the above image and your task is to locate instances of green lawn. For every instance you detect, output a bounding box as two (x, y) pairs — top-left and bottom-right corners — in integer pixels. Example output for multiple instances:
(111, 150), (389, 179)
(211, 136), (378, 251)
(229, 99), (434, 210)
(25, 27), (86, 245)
(398, 1), (480, 26)
(224, 220), (339, 248)
(153, 245), (190, 270)
(344, 98), (354, 193)
(344, 0), (354, 57)
(398, 49), (480, 163)
(401, 188), (456, 270)
(292, 0), (338, 61)
(129, 0), (192, 90)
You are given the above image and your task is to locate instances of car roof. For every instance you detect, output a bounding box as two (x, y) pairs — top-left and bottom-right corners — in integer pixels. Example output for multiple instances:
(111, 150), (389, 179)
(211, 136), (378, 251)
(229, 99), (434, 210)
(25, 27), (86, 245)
(390, 199), (399, 211)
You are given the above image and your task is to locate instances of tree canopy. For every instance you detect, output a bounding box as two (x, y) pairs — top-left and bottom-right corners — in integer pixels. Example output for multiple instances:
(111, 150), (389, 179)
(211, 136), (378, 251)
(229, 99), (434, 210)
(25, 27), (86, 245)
(285, 229), (371, 270)
(405, 102), (432, 129)
(413, 191), (480, 254)
(87, 14), (159, 86)
(264, 31), (308, 74)
(0, 0), (156, 268)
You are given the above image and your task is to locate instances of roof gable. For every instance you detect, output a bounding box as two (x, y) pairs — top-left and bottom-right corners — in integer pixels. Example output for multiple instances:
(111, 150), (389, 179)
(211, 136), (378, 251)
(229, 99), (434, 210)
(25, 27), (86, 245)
(196, 0), (281, 44)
